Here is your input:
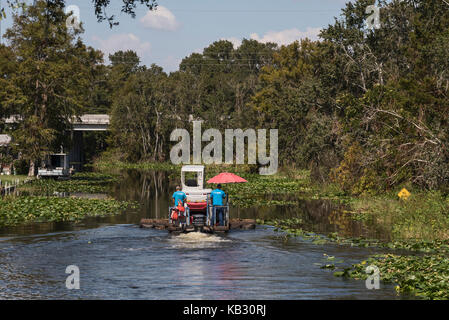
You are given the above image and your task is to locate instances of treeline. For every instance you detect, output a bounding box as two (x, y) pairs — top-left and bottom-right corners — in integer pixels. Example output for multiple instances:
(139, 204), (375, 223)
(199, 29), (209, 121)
(107, 0), (449, 194)
(1, 0), (449, 194)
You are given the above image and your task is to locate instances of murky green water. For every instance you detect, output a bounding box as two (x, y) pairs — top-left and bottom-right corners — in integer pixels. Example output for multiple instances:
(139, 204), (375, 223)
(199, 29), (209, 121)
(0, 170), (405, 299)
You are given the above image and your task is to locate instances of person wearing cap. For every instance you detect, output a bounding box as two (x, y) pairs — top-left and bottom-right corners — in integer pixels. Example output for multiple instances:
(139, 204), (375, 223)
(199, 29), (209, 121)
(210, 184), (226, 226)
(172, 186), (187, 207)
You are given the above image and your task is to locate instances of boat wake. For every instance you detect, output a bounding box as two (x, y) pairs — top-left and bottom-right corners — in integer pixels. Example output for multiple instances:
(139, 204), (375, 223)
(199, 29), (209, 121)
(168, 232), (231, 249)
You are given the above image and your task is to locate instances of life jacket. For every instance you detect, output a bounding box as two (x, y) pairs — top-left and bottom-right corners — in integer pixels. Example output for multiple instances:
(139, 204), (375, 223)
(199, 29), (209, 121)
(177, 201), (185, 212)
(171, 209), (178, 220)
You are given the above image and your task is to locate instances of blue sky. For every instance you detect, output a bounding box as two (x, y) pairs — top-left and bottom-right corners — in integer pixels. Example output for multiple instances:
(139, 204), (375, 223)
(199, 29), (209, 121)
(0, 0), (350, 72)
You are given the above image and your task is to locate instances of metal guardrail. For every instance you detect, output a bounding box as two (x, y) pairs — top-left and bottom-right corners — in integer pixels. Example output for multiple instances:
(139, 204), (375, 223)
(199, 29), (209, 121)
(5, 114), (110, 125)
(72, 115), (110, 125)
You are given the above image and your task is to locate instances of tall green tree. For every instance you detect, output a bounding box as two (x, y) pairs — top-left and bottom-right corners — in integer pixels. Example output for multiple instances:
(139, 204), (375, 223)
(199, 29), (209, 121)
(321, 0), (449, 192)
(0, 44), (21, 123)
(250, 40), (338, 169)
(2, 1), (103, 175)
(3, 0), (158, 27)
(178, 39), (276, 130)
(110, 64), (172, 161)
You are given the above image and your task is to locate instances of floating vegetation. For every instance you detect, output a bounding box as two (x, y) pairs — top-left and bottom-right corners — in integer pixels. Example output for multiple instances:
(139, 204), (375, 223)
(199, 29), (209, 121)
(257, 218), (332, 243)
(335, 254), (449, 300)
(94, 161), (180, 172)
(259, 217), (449, 300)
(318, 253), (345, 270)
(230, 197), (299, 208)
(226, 175), (311, 194)
(259, 218), (449, 254)
(18, 172), (119, 194)
(0, 196), (137, 227)
(224, 174), (313, 207)
(95, 160), (260, 175)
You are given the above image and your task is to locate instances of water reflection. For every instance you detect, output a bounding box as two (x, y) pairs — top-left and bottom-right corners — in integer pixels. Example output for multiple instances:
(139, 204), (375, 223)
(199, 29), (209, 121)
(111, 170), (174, 220)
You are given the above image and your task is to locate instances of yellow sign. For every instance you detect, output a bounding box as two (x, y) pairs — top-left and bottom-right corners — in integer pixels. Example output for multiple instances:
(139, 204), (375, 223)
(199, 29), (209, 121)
(398, 188), (411, 200)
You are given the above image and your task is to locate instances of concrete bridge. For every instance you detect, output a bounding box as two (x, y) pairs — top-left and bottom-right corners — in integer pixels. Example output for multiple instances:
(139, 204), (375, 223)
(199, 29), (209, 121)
(4, 114), (110, 130)
(2, 114), (110, 171)
(70, 115), (110, 170)
(72, 114), (110, 131)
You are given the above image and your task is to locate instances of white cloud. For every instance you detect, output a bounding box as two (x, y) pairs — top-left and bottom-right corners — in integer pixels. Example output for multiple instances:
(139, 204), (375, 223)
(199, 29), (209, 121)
(92, 33), (151, 61)
(250, 27), (321, 46)
(140, 6), (179, 31)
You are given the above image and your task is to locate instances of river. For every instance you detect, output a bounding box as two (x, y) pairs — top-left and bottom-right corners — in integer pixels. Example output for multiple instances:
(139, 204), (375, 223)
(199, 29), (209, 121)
(0, 170), (405, 299)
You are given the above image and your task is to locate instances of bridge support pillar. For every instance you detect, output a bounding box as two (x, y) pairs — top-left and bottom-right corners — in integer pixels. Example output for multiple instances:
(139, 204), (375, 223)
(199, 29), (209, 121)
(69, 131), (84, 171)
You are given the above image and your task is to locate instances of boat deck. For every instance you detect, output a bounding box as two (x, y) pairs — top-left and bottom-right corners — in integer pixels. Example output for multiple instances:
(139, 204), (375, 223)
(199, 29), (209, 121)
(139, 218), (256, 233)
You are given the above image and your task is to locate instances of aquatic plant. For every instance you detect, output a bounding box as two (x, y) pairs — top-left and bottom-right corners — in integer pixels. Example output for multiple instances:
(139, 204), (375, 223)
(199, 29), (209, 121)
(260, 216), (449, 300)
(0, 196), (137, 226)
(94, 160), (180, 172)
(18, 172), (120, 194)
(335, 254), (449, 300)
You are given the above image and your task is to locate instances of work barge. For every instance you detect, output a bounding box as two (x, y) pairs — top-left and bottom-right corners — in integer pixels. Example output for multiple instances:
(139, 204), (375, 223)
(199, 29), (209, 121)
(139, 218), (257, 233)
(140, 165), (256, 234)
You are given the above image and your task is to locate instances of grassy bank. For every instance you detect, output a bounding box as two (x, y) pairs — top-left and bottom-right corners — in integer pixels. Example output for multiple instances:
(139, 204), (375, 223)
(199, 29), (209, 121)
(348, 191), (449, 242)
